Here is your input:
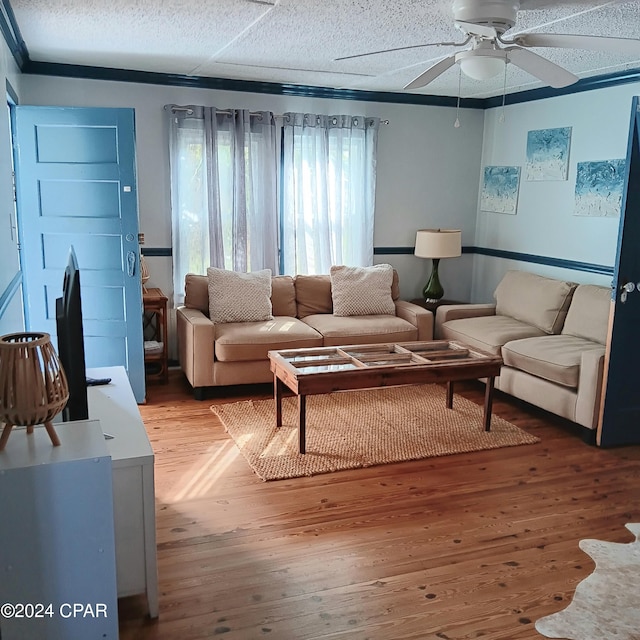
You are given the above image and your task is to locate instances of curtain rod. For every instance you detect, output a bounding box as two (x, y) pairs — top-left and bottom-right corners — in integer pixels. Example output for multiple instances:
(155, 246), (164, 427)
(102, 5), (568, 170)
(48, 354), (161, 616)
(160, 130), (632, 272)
(166, 105), (389, 124)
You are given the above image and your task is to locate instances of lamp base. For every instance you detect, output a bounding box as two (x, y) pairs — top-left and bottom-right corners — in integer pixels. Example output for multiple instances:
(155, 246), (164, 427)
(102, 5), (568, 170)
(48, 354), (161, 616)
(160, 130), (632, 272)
(422, 258), (445, 302)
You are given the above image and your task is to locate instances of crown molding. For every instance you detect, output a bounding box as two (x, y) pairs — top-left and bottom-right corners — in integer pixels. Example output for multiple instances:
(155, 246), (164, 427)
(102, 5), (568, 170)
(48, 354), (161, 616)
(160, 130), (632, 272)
(1, 0), (28, 68)
(22, 60), (487, 109)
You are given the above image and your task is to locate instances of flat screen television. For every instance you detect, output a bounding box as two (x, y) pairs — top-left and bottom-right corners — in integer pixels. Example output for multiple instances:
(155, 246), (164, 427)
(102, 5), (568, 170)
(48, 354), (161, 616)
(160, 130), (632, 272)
(56, 247), (89, 422)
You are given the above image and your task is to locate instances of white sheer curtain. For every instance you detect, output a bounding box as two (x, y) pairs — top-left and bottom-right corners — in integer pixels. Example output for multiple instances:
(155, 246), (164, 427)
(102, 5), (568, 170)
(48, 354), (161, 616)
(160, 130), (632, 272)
(168, 105), (278, 305)
(281, 113), (380, 275)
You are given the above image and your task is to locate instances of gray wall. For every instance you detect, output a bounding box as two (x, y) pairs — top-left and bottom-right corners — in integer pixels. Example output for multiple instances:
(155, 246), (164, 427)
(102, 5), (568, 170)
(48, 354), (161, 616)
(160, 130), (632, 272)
(19, 75), (485, 305)
(471, 82), (640, 301)
(13, 69), (640, 353)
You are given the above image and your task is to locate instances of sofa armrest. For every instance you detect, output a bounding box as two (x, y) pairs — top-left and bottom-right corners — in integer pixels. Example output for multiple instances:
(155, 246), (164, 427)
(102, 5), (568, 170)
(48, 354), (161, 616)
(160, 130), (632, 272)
(434, 303), (496, 339)
(176, 306), (216, 388)
(575, 347), (606, 430)
(394, 300), (434, 341)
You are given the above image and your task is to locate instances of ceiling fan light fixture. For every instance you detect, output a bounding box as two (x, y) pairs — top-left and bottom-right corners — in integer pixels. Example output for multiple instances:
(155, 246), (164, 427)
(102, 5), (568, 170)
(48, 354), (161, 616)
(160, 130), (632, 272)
(459, 55), (505, 80)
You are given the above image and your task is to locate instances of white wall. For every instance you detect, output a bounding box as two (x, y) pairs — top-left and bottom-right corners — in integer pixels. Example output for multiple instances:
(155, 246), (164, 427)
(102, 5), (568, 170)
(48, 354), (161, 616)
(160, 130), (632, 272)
(472, 82), (640, 301)
(0, 38), (23, 336)
(19, 75), (484, 305)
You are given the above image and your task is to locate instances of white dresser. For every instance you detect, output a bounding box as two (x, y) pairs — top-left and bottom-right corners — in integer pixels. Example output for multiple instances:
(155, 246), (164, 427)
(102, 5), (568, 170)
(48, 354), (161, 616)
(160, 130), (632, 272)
(87, 365), (159, 618)
(0, 420), (120, 639)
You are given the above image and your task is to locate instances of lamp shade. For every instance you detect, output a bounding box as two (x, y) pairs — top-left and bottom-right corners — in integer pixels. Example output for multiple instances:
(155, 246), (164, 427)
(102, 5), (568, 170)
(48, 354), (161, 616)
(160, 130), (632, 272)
(414, 229), (462, 259)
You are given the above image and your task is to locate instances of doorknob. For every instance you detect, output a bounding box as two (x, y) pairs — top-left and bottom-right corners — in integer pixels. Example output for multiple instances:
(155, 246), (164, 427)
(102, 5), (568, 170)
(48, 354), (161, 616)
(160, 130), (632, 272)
(126, 251), (136, 277)
(620, 281), (635, 303)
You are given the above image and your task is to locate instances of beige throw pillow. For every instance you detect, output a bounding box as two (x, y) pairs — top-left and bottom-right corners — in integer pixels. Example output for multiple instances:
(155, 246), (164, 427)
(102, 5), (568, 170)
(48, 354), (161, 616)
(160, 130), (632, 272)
(207, 268), (273, 324)
(330, 264), (396, 317)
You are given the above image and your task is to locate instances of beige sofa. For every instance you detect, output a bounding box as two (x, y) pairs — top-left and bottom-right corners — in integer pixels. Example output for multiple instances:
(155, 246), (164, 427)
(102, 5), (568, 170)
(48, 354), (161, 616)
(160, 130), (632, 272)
(177, 272), (433, 398)
(435, 270), (610, 435)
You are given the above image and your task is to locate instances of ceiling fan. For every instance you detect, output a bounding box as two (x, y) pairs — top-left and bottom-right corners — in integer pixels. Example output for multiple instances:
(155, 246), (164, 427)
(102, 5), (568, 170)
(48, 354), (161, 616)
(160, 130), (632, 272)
(337, 0), (640, 91)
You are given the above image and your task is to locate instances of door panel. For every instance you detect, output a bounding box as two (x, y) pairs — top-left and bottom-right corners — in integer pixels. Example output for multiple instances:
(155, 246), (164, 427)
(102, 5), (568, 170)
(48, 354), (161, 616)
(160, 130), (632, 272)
(12, 106), (145, 402)
(598, 97), (640, 446)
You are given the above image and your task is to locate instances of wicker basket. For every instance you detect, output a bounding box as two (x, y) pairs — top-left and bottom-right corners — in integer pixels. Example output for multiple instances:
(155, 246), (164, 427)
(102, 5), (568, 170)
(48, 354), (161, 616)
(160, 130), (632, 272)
(0, 332), (69, 449)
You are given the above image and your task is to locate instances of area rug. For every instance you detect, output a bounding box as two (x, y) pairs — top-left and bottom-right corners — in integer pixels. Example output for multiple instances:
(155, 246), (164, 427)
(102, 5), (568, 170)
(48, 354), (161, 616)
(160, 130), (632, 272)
(211, 384), (539, 481)
(536, 523), (640, 640)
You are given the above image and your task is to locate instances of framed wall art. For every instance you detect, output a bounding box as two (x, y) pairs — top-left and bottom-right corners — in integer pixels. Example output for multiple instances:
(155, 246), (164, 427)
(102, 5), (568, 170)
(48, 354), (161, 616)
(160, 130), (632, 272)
(574, 159), (626, 217)
(480, 166), (521, 214)
(525, 127), (572, 181)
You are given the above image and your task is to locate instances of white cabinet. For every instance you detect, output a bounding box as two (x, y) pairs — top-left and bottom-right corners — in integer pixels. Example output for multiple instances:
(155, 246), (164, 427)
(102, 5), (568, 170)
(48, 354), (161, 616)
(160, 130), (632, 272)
(87, 366), (159, 618)
(0, 420), (119, 640)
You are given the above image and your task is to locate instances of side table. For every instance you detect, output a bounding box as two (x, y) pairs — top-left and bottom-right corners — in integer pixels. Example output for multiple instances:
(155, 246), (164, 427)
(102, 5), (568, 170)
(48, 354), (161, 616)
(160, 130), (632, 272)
(143, 287), (169, 383)
(410, 298), (463, 313)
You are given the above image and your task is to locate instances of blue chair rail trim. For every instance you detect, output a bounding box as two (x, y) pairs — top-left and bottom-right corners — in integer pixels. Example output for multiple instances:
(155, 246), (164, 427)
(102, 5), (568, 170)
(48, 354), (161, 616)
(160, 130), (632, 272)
(0, 270), (22, 319)
(141, 247), (172, 257)
(374, 246), (474, 255)
(112, 245), (615, 277)
(374, 245), (614, 276)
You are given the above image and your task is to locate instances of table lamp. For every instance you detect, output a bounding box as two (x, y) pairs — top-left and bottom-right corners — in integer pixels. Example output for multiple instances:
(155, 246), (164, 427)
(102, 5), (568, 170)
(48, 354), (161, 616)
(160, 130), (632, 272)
(0, 332), (69, 450)
(414, 229), (462, 302)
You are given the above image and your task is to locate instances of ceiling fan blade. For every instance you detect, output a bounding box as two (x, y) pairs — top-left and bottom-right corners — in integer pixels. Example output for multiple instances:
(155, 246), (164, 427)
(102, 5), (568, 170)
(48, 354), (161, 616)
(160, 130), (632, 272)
(455, 20), (497, 39)
(513, 33), (640, 56)
(404, 56), (457, 90)
(505, 46), (579, 87)
(335, 38), (469, 61)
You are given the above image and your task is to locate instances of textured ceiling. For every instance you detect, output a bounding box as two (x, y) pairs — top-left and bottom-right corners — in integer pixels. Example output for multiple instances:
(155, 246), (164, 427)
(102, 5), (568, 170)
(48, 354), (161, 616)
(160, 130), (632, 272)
(10, 0), (640, 98)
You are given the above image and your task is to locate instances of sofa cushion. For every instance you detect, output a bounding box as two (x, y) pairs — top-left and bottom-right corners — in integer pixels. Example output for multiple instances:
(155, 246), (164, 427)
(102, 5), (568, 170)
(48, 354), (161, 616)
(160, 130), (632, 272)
(502, 334), (606, 389)
(330, 264), (396, 317)
(302, 314), (417, 346)
(439, 315), (546, 355)
(184, 273), (210, 314)
(208, 268), (273, 324)
(294, 274), (333, 318)
(271, 275), (297, 317)
(494, 270), (577, 334)
(215, 317), (322, 362)
(562, 284), (610, 345)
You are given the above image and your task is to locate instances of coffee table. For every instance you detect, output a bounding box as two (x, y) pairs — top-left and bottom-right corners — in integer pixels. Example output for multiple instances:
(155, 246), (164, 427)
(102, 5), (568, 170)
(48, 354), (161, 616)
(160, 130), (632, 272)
(268, 340), (503, 454)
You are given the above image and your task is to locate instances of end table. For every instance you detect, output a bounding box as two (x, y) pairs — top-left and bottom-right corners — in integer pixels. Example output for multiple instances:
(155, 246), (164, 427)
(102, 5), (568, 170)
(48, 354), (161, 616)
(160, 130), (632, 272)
(142, 287), (169, 383)
(410, 298), (463, 313)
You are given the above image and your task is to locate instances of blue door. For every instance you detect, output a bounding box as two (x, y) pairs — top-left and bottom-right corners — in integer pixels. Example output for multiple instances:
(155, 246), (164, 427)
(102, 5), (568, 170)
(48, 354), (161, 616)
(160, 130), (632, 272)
(598, 97), (640, 446)
(12, 106), (145, 402)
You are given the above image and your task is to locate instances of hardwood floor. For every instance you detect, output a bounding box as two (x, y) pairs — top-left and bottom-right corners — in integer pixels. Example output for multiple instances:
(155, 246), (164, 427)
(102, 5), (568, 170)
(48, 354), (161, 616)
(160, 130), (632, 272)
(118, 370), (640, 640)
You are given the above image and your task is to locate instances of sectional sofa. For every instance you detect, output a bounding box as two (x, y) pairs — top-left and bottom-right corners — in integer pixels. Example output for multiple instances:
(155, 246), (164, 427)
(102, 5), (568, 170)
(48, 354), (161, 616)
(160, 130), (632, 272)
(177, 268), (433, 398)
(435, 270), (611, 436)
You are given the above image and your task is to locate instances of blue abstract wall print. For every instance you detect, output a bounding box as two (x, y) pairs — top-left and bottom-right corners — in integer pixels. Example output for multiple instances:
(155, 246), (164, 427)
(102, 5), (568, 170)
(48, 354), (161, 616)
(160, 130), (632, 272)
(480, 166), (521, 214)
(574, 159), (626, 217)
(525, 127), (572, 181)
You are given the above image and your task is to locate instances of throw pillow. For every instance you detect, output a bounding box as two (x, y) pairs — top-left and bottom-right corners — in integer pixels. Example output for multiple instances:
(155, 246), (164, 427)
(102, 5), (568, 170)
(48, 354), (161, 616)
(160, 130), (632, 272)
(330, 264), (396, 317)
(207, 268), (273, 324)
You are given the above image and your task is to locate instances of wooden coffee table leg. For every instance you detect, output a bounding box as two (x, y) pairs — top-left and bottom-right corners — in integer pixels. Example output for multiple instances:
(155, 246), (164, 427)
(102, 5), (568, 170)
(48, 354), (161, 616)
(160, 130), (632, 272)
(446, 381), (454, 409)
(484, 376), (495, 431)
(274, 377), (283, 428)
(298, 394), (306, 454)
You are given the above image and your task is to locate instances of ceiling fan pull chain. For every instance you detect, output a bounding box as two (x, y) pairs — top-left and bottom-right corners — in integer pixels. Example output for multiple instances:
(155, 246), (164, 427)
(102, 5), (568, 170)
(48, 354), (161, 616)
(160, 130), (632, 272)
(499, 60), (508, 123)
(454, 66), (462, 129)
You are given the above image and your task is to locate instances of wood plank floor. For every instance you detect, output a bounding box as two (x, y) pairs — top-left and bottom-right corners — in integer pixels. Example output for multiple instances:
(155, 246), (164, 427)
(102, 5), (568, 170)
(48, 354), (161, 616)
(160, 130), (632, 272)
(118, 370), (640, 640)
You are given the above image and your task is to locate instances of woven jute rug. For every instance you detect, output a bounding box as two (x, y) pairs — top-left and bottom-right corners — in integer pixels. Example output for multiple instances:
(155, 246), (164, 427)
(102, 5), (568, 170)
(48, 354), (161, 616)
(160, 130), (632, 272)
(536, 523), (640, 640)
(211, 384), (539, 481)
